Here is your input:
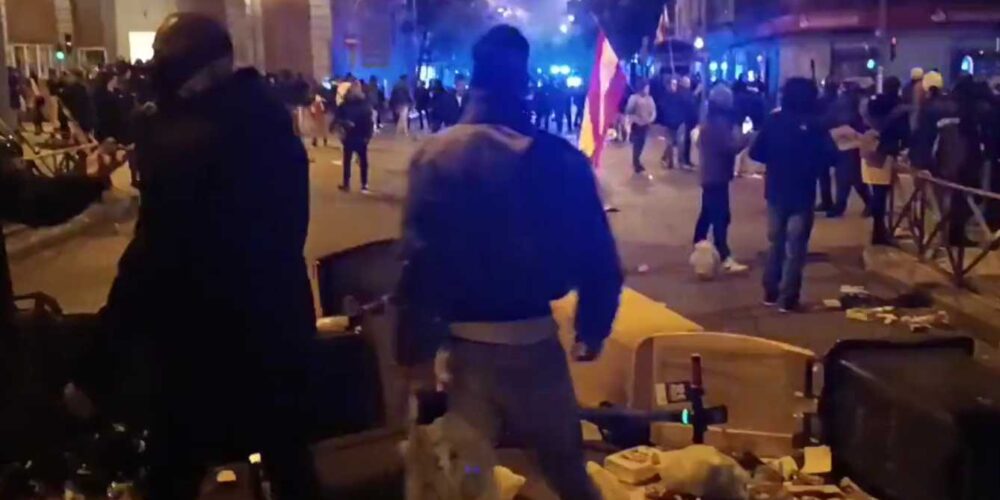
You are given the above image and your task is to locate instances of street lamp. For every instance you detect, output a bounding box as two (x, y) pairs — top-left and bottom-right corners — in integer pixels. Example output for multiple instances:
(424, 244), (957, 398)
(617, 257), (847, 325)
(693, 36), (705, 50)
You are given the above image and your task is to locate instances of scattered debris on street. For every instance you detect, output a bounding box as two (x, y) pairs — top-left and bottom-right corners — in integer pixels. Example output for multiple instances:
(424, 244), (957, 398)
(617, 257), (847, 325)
(589, 443), (876, 500)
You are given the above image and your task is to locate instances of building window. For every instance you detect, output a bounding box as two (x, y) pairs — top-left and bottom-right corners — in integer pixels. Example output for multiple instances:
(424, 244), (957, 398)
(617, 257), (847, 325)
(128, 31), (156, 63)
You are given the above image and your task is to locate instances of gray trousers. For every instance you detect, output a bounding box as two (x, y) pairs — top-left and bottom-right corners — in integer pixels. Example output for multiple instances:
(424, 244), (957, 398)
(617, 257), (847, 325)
(443, 336), (599, 500)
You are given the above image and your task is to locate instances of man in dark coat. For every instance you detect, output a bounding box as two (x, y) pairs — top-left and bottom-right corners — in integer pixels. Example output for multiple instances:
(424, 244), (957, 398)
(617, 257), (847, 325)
(71, 14), (320, 499)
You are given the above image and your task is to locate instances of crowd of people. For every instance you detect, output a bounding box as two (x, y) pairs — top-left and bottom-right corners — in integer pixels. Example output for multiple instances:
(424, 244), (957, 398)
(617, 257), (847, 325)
(1, 15), (624, 500)
(5, 9), (1000, 497)
(621, 64), (1000, 311)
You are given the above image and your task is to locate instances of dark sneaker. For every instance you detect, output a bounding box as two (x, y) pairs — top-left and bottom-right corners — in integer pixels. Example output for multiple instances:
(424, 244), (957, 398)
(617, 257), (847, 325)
(762, 294), (779, 307)
(338, 185), (350, 193)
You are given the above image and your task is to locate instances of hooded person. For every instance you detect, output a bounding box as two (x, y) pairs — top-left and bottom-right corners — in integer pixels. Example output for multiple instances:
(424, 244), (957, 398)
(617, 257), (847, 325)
(69, 13), (321, 499)
(693, 84), (749, 274)
(750, 77), (839, 312)
(395, 24), (622, 500)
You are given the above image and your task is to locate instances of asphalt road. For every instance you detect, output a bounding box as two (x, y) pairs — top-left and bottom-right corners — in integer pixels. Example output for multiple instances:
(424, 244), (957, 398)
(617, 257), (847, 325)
(9, 131), (949, 356)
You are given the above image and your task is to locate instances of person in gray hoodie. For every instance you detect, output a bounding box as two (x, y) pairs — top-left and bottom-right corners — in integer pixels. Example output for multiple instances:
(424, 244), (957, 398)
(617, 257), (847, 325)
(694, 84), (749, 273)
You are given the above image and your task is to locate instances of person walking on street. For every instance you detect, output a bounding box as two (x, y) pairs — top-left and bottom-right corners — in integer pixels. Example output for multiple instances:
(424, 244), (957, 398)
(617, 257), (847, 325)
(428, 79), (459, 132)
(68, 14), (322, 499)
(390, 74), (414, 137)
(415, 80), (430, 131)
(26, 72), (47, 135)
(553, 80), (572, 134)
(750, 78), (838, 312)
(338, 80), (375, 193)
(396, 25), (622, 500)
(815, 80), (839, 212)
(655, 75), (684, 169)
(534, 79), (553, 131)
(366, 75), (383, 130)
(860, 77), (909, 246)
(678, 76), (698, 170)
(695, 85), (749, 273)
(625, 80), (656, 174)
(826, 85), (871, 218)
(308, 93), (330, 147)
(57, 70), (95, 141)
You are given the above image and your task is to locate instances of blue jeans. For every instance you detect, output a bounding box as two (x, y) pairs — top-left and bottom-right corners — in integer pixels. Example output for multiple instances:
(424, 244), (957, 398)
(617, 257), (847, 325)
(763, 205), (814, 307)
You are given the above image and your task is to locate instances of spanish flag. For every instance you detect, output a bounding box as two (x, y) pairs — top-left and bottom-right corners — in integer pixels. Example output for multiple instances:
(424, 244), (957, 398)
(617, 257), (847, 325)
(578, 30), (628, 169)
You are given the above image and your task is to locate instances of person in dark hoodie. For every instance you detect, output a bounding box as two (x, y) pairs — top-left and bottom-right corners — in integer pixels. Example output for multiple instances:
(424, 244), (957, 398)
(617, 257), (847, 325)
(750, 77), (838, 312)
(396, 25), (622, 500)
(68, 14), (320, 499)
(337, 79), (375, 193)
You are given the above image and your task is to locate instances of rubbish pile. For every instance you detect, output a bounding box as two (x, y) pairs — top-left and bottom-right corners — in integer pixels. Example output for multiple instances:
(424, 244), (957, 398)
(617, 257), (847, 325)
(829, 285), (950, 332)
(588, 444), (877, 500)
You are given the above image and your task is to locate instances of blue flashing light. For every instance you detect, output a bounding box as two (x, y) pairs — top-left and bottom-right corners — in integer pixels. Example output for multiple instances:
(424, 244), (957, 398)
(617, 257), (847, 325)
(708, 61), (719, 72)
(559, 24), (569, 34)
(55, 51), (66, 61)
(681, 408), (691, 425)
(567, 76), (583, 88)
(693, 37), (705, 50)
(961, 55), (974, 74)
(866, 58), (877, 70)
(747, 70), (756, 82)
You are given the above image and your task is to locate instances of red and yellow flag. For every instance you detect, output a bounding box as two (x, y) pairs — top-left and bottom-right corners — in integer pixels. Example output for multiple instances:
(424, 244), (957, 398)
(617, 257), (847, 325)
(578, 30), (628, 169)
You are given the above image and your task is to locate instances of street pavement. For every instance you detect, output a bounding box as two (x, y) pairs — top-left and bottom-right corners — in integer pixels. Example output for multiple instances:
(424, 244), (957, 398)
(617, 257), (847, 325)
(9, 130), (961, 357)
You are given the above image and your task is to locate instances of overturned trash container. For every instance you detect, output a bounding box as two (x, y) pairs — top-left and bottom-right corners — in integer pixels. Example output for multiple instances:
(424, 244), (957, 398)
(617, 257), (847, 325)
(821, 338), (1000, 500)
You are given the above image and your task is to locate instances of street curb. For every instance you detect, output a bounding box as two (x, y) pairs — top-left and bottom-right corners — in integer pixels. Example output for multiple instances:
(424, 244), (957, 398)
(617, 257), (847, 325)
(6, 206), (116, 261)
(862, 246), (1000, 347)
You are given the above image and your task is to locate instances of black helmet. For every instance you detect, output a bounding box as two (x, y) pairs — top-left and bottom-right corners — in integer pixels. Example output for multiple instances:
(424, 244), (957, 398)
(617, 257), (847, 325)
(0, 134), (24, 166)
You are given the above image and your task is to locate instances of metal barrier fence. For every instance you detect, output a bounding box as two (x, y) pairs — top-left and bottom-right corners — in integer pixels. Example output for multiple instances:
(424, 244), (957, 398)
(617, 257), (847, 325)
(889, 169), (1000, 289)
(21, 143), (98, 177)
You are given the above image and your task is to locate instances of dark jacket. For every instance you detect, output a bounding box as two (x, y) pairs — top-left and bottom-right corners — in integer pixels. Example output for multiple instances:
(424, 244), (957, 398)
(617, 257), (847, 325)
(656, 90), (686, 129)
(337, 94), (374, 145)
(415, 86), (430, 111)
(390, 81), (413, 108)
(58, 81), (95, 132)
(699, 110), (741, 186)
(429, 88), (460, 126)
(396, 91), (623, 365)
(910, 94), (958, 173)
(85, 69), (316, 443)
(750, 110), (838, 211)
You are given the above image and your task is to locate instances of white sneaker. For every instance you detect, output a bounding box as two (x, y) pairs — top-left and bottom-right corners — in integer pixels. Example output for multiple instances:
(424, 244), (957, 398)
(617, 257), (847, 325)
(722, 257), (749, 273)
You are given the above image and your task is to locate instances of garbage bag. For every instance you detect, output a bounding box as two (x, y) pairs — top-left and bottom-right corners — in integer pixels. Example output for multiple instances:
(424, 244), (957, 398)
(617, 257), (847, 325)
(690, 240), (721, 281)
(653, 445), (750, 499)
(587, 461), (632, 500)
